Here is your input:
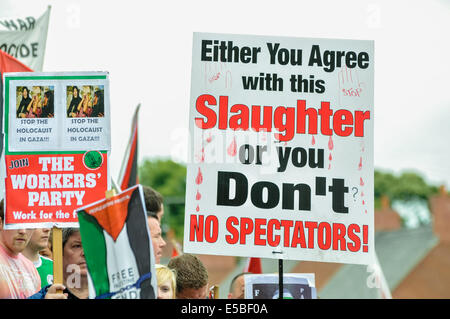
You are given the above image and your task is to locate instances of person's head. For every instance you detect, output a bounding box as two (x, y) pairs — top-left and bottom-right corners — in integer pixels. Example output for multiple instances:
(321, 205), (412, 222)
(26, 228), (51, 253)
(32, 86), (41, 99)
(0, 199), (34, 256)
(167, 254), (209, 299)
(39, 239), (53, 259)
(228, 272), (251, 299)
(93, 90), (103, 106)
(22, 87), (29, 99)
(72, 86), (79, 98)
(155, 264), (176, 299)
(44, 91), (53, 107)
(147, 215), (166, 264)
(143, 186), (164, 222)
(62, 228), (87, 279)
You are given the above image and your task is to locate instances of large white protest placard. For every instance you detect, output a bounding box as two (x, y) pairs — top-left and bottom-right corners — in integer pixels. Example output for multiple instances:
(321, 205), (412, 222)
(3, 72), (110, 229)
(0, 6), (51, 71)
(184, 32), (375, 265)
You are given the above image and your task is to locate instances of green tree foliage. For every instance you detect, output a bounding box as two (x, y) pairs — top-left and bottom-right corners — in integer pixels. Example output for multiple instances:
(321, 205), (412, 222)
(139, 158), (186, 240)
(374, 169), (439, 209)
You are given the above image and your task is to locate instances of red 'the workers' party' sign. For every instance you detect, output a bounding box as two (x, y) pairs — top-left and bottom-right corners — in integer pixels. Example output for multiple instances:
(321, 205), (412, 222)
(2, 72), (110, 229)
(4, 153), (108, 228)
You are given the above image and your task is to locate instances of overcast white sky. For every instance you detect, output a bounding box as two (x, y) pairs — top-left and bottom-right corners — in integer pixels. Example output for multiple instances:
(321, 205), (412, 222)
(2, 0), (450, 188)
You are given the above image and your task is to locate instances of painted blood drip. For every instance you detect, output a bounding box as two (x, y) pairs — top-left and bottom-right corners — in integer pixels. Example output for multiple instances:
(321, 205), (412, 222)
(227, 137), (237, 157)
(358, 157), (363, 170)
(311, 135), (315, 145)
(328, 136), (334, 150)
(196, 190), (201, 200)
(195, 167), (203, 185)
(206, 133), (212, 143)
(361, 191), (364, 197)
(196, 205), (200, 212)
(198, 148), (205, 162)
(360, 177), (364, 186)
(328, 152), (332, 170)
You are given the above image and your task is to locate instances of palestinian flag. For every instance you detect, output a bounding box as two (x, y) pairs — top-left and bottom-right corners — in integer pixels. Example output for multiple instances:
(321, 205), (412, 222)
(117, 104), (140, 191)
(77, 184), (157, 299)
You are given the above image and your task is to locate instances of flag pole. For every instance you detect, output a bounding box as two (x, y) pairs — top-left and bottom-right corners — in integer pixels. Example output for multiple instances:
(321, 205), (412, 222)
(52, 227), (63, 293)
(111, 177), (122, 193)
(117, 103), (141, 189)
(278, 259), (283, 300)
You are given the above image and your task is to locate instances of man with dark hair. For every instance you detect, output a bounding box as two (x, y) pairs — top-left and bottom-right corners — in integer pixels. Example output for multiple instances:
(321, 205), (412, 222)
(143, 185), (164, 221)
(144, 186), (167, 264)
(0, 199), (41, 298)
(147, 215), (166, 264)
(167, 253), (209, 299)
(228, 272), (251, 299)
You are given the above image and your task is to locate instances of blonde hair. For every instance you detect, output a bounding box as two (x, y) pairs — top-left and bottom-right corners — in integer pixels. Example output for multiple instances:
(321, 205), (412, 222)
(155, 264), (176, 299)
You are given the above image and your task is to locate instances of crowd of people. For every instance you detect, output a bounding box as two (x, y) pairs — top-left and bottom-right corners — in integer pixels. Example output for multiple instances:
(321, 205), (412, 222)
(0, 186), (249, 300)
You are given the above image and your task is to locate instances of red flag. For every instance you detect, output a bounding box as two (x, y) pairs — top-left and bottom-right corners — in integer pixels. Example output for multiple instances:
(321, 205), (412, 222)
(0, 50), (33, 158)
(167, 229), (182, 257)
(243, 257), (262, 274)
(117, 104), (140, 191)
(0, 50), (33, 76)
(171, 247), (178, 258)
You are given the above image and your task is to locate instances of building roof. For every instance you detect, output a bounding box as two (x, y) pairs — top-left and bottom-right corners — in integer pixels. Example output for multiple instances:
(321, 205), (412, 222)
(318, 225), (438, 298)
(393, 241), (450, 298)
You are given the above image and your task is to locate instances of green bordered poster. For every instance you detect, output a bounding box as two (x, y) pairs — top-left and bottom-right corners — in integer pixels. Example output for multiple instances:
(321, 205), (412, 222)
(2, 72), (111, 229)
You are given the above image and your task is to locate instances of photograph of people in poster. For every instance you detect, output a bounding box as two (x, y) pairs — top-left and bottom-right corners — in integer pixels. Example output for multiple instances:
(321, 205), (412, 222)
(244, 274), (317, 299)
(66, 85), (104, 118)
(16, 86), (54, 118)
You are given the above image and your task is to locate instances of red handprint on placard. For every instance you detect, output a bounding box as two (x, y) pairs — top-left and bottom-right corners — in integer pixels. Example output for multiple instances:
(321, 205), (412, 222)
(338, 66), (365, 105)
(203, 62), (232, 89)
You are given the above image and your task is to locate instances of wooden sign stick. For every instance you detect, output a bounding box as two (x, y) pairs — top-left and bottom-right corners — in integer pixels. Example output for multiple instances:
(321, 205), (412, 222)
(52, 227), (63, 293)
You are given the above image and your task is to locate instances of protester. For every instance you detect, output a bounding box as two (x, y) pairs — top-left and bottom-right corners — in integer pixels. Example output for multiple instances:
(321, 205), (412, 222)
(29, 228), (89, 299)
(26, 87), (43, 118)
(91, 90), (104, 117)
(67, 86), (81, 117)
(155, 264), (176, 299)
(0, 200), (41, 298)
(167, 253), (209, 299)
(41, 90), (54, 118)
(22, 228), (54, 288)
(147, 215), (166, 264)
(77, 88), (93, 117)
(228, 272), (251, 299)
(39, 230), (53, 259)
(143, 185), (164, 222)
(17, 86), (31, 118)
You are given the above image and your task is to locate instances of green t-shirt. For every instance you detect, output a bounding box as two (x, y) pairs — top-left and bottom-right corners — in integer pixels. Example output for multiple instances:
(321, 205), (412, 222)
(34, 255), (54, 287)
